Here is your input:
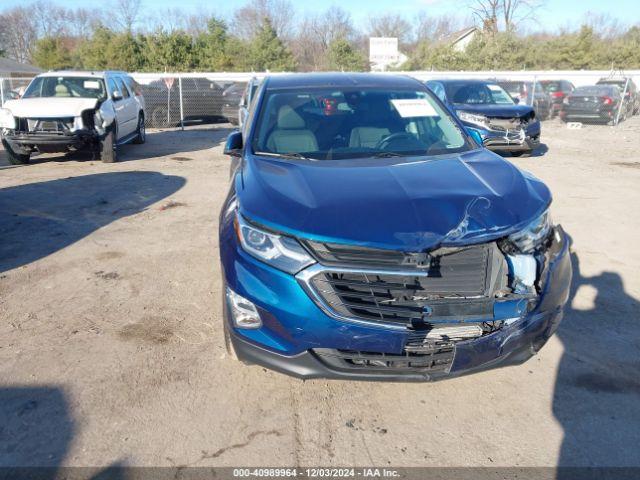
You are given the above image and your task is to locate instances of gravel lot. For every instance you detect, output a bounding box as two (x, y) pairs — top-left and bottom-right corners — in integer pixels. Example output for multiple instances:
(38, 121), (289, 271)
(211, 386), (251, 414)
(1, 118), (639, 471)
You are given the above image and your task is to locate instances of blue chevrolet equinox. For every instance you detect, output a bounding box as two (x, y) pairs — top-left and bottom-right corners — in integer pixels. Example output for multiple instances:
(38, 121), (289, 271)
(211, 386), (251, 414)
(219, 73), (571, 381)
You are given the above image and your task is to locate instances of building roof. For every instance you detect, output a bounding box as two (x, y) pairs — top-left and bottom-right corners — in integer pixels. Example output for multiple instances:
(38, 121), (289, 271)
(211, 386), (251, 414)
(0, 57), (42, 75)
(265, 73), (423, 89)
(441, 27), (478, 46)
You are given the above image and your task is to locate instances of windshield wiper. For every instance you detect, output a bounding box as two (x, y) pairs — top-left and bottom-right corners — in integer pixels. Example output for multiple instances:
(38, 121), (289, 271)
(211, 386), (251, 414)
(371, 151), (407, 158)
(254, 151), (314, 160)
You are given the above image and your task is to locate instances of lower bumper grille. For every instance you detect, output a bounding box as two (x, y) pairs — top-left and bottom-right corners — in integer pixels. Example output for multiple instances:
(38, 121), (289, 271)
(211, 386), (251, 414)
(313, 346), (454, 373)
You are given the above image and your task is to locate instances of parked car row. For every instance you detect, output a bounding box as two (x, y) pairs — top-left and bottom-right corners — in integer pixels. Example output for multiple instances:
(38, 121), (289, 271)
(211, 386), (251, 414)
(559, 77), (638, 124)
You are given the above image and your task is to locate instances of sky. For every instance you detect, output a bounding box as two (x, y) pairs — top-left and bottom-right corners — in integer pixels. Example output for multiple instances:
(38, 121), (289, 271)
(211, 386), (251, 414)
(2, 0), (639, 32)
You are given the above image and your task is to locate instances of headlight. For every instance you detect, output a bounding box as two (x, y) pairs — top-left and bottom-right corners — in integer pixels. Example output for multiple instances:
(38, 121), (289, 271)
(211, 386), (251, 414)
(0, 108), (16, 129)
(507, 209), (553, 253)
(457, 110), (489, 127)
(234, 213), (315, 274)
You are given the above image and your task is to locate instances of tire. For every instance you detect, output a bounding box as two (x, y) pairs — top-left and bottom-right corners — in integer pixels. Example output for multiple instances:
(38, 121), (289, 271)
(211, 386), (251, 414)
(100, 130), (117, 163)
(511, 150), (532, 158)
(2, 140), (30, 165)
(223, 320), (239, 361)
(221, 286), (239, 361)
(151, 106), (170, 128)
(132, 113), (146, 144)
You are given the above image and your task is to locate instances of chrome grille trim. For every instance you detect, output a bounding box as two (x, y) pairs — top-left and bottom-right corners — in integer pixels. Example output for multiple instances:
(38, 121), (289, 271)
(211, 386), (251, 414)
(297, 264), (426, 330)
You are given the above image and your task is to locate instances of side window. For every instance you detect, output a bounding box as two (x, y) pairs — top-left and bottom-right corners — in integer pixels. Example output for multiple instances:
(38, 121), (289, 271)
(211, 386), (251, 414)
(117, 78), (130, 98)
(428, 82), (446, 103)
(107, 78), (120, 100)
(124, 76), (139, 96)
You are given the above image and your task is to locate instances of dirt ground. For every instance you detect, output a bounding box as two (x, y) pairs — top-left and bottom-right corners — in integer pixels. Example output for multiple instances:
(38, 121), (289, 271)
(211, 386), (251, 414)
(0, 118), (639, 471)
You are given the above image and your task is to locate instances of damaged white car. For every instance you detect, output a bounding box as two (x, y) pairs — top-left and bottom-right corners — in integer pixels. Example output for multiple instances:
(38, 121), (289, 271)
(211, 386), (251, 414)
(0, 71), (146, 164)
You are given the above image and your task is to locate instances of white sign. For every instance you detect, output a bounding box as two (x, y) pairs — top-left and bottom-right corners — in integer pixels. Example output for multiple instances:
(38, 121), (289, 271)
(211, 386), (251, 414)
(369, 37), (399, 65)
(84, 80), (101, 89)
(390, 99), (438, 118)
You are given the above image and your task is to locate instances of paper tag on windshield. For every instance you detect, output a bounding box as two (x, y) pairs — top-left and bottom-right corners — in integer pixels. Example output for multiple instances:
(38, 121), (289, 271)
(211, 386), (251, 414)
(487, 84), (502, 91)
(84, 80), (100, 89)
(390, 99), (438, 118)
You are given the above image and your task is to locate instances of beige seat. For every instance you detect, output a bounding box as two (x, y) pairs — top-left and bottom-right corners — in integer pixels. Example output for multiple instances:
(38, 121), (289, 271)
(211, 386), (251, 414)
(349, 127), (390, 149)
(54, 84), (71, 97)
(266, 106), (318, 153)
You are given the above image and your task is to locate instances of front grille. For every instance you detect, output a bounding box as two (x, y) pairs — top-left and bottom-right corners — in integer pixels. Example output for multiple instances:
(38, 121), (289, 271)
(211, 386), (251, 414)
(302, 243), (507, 327)
(487, 117), (523, 132)
(27, 117), (74, 133)
(313, 345), (454, 373)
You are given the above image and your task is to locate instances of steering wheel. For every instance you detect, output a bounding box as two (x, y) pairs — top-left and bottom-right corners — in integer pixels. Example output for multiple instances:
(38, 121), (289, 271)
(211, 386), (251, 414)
(375, 132), (425, 151)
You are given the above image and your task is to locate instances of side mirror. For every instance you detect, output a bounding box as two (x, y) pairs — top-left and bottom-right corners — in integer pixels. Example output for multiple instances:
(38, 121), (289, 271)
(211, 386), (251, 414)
(112, 90), (123, 101)
(224, 131), (243, 157)
(466, 128), (484, 146)
(513, 97), (520, 104)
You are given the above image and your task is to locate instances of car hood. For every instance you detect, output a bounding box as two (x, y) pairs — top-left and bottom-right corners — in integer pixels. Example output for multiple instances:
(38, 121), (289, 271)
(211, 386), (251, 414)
(3, 98), (99, 118)
(237, 150), (551, 252)
(452, 103), (534, 118)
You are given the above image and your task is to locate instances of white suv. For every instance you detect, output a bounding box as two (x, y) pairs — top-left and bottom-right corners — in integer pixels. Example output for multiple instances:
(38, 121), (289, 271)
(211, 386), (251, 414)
(0, 70), (146, 164)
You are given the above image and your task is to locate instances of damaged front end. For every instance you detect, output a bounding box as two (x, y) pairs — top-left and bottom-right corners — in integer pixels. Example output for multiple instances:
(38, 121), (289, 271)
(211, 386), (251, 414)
(1, 107), (108, 156)
(459, 110), (540, 154)
(222, 202), (571, 381)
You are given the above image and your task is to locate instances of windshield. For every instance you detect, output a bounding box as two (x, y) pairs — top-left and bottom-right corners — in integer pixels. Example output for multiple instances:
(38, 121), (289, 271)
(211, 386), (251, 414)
(597, 81), (626, 92)
(445, 82), (515, 105)
(541, 81), (561, 92)
(252, 87), (470, 160)
(23, 76), (107, 100)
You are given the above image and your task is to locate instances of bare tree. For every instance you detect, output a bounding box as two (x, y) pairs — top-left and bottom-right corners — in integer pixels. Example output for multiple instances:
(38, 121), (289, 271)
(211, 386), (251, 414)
(66, 8), (104, 38)
(367, 13), (412, 45)
(584, 11), (626, 39)
(469, 0), (500, 33)
(0, 7), (38, 63)
(114, 0), (142, 32)
(470, 0), (542, 33)
(413, 12), (462, 44)
(290, 6), (357, 71)
(231, 0), (294, 40)
(502, 0), (541, 31)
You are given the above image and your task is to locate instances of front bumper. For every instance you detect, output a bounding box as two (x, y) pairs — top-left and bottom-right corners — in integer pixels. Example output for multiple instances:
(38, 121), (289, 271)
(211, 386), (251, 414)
(560, 107), (616, 123)
(466, 120), (541, 153)
(220, 220), (572, 381)
(2, 130), (99, 154)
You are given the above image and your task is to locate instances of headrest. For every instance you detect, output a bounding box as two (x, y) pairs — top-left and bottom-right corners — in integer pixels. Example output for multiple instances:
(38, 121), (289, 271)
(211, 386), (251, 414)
(55, 84), (70, 96)
(277, 105), (305, 129)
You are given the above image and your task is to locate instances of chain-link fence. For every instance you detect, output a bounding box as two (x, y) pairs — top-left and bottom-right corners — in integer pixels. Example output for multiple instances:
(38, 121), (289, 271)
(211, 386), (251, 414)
(2, 70), (640, 129)
(132, 74), (248, 128)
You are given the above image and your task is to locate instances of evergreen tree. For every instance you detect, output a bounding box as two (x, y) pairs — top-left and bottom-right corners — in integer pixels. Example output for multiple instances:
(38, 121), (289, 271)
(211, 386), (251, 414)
(195, 17), (236, 71)
(107, 33), (146, 71)
(248, 18), (295, 71)
(76, 26), (115, 70)
(33, 37), (73, 70)
(144, 30), (196, 72)
(327, 38), (366, 71)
